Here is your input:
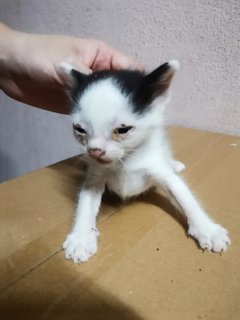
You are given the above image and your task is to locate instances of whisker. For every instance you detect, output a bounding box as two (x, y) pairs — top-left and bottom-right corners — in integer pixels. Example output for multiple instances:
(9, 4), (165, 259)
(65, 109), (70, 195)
(123, 153), (139, 162)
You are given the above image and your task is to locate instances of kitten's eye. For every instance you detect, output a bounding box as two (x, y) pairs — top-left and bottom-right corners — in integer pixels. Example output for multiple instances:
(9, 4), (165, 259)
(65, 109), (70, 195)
(73, 124), (87, 135)
(114, 126), (133, 135)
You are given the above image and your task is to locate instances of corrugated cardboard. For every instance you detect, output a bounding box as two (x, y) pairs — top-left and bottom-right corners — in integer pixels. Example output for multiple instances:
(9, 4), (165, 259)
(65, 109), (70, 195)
(0, 127), (239, 320)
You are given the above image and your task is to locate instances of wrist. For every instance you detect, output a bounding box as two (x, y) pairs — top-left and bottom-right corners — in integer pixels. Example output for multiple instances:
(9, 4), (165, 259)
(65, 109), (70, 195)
(0, 23), (29, 96)
(0, 24), (18, 75)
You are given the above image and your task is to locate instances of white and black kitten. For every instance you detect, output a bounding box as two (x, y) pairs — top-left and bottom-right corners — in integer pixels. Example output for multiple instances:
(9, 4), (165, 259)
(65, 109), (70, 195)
(61, 61), (230, 263)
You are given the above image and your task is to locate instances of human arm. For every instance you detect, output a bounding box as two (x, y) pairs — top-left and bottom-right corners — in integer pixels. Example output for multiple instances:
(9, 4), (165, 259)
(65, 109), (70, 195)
(0, 23), (140, 114)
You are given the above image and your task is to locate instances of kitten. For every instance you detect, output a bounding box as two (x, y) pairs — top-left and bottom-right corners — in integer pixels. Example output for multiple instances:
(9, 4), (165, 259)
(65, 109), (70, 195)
(61, 61), (230, 263)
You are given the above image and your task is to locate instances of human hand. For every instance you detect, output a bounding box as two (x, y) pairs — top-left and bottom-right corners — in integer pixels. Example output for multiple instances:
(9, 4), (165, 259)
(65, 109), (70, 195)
(0, 24), (141, 113)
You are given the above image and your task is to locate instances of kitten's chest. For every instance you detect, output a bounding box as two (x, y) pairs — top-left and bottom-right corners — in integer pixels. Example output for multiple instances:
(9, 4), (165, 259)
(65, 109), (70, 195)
(106, 168), (152, 198)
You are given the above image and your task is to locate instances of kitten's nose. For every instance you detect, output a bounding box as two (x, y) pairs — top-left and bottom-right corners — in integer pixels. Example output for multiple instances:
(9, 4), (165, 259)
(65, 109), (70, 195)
(88, 148), (106, 159)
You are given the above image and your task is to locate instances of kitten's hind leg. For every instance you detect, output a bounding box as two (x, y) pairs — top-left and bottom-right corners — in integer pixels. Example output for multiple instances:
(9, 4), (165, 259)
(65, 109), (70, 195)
(151, 167), (230, 252)
(172, 160), (186, 173)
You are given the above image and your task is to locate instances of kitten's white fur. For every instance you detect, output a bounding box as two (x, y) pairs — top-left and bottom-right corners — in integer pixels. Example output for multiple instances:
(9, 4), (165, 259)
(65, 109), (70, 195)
(62, 62), (230, 263)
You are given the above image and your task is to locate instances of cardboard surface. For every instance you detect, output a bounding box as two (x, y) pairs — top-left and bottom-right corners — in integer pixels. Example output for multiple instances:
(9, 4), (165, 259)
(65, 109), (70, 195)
(0, 127), (240, 320)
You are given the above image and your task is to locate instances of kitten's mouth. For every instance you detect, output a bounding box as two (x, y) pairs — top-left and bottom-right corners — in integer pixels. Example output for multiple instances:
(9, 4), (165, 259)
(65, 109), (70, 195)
(88, 153), (113, 165)
(96, 158), (113, 165)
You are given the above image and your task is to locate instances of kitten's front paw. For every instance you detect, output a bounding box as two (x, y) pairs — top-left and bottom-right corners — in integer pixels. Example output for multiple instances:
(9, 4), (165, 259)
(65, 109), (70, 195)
(63, 228), (99, 263)
(188, 222), (230, 252)
(172, 160), (186, 173)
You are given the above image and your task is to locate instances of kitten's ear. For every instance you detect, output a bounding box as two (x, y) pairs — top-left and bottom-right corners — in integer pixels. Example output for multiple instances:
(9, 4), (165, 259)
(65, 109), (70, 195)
(59, 62), (89, 104)
(134, 60), (179, 107)
(71, 68), (88, 84)
(59, 62), (88, 86)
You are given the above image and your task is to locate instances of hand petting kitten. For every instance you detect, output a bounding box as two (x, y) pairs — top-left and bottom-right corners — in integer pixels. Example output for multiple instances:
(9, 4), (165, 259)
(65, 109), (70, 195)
(0, 23), (140, 114)
(62, 61), (230, 263)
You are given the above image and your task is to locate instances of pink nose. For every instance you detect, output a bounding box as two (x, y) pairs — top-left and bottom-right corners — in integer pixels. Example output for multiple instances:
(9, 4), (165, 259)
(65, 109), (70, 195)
(88, 148), (106, 159)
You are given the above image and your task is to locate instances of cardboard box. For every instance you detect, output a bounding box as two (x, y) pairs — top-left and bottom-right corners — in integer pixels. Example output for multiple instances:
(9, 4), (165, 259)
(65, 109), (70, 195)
(0, 127), (239, 320)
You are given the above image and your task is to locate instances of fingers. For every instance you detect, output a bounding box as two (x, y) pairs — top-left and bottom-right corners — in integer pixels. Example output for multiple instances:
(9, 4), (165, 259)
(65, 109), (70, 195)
(90, 41), (144, 72)
(70, 62), (92, 75)
(110, 52), (144, 71)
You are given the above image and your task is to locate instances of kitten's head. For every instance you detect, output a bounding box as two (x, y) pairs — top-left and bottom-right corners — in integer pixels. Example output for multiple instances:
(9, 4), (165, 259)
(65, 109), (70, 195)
(62, 61), (178, 166)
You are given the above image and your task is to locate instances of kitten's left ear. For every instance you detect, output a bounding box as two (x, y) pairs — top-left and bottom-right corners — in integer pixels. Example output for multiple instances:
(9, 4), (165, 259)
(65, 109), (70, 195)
(134, 60), (179, 107)
(59, 62), (89, 86)
(59, 62), (90, 104)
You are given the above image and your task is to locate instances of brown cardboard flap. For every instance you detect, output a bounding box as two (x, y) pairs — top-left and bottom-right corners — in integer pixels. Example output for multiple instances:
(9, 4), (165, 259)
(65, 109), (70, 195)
(0, 127), (240, 319)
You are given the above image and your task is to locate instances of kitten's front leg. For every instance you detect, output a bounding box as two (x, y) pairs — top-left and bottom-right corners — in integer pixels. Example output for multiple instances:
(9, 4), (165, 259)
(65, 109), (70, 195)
(151, 167), (230, 252)
(63, 180), (105, 263)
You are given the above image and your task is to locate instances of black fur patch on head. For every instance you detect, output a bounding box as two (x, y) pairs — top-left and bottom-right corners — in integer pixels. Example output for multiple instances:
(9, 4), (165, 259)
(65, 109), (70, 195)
(70, 62), (175, 114)
(70, 69), (145, 107)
